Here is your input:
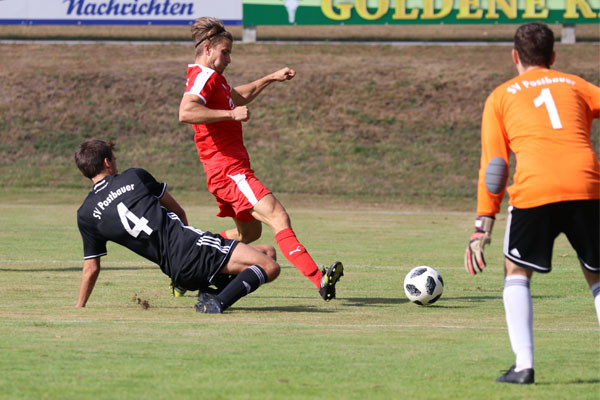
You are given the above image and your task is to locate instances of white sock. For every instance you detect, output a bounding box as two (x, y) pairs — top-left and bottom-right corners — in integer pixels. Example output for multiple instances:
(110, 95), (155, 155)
(591, 281), (600, 326)
(503, 275), (534, 371)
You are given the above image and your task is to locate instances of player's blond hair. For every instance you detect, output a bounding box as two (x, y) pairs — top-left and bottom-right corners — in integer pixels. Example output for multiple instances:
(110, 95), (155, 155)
(191, 17), (233, 56)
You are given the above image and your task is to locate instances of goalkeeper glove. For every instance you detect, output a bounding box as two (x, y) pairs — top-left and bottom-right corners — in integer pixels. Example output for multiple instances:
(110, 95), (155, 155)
(465, 216), (495, 275)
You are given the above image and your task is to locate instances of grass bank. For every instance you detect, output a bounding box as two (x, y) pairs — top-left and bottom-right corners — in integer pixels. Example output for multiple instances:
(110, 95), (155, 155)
(0, 41), (598, 203)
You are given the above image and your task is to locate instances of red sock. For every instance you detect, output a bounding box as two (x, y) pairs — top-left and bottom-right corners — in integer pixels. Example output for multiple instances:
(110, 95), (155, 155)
(220, 231), (228, 239)
(275, 228), (321, 288)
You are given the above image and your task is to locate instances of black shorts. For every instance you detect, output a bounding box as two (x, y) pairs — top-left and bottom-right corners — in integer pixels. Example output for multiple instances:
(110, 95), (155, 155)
(504, 200), (599, 273)
(171, 231), (239, 291)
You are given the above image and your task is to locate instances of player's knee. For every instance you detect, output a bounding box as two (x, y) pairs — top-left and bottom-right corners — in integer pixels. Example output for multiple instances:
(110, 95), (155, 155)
(263, 259), (280, 282)
(504, 258), (533, 278)
(263, 244), (277, 260)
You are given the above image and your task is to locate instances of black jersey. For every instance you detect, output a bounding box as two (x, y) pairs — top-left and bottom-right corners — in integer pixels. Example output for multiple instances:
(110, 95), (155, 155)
(77, 168), (237, 290)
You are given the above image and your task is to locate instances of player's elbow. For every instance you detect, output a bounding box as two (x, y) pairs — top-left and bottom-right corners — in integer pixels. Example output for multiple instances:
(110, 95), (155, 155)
(178, 102), (198, 124)
(83, 259), (101, 275)
(178, 109), (192, 124)
(233, 97), (249, 107)
(484, 156), (509, 195)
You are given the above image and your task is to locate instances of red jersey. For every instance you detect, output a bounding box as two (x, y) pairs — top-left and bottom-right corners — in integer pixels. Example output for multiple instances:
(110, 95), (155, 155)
(184, 64), (250, 173)
(477, 68), (600, 216)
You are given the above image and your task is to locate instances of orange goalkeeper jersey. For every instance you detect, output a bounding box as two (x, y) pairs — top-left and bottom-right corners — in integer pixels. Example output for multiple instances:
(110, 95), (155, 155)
(477, 68), (600, 216)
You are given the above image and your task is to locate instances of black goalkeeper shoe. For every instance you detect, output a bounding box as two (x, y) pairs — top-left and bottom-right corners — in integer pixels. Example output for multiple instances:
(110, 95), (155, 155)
(496, 365), (534, 384)
(195, 293), (224, 314)
(319, 261), (344, 301)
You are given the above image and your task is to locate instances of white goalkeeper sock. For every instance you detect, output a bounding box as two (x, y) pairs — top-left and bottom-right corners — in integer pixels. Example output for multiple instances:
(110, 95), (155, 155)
(503, 275), (533, 372)
(591, 281), (600, 326)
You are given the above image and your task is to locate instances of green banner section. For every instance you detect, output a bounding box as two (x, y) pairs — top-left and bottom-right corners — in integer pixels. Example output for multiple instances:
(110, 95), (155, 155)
(243, 0), (600, 25)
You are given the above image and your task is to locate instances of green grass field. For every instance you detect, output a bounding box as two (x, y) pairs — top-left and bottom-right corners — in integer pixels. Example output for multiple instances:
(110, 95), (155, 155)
(1, 190), (598, 399)
(1, 24), (598, 399)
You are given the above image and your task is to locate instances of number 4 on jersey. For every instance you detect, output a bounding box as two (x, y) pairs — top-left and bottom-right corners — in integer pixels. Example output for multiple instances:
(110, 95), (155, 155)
(534, 88), (563, 130)
(117, 202), (153, 238)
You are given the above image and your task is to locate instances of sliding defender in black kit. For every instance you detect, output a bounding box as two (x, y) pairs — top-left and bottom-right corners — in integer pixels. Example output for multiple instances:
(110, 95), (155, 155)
(74, 139), (280, 313)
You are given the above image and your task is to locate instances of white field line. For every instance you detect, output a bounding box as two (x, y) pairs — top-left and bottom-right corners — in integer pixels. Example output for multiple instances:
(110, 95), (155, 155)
(0, 318), (597, 332)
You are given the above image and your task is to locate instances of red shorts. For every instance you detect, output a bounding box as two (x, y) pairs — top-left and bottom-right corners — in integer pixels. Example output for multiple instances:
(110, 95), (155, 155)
(206, 168), (271, 222)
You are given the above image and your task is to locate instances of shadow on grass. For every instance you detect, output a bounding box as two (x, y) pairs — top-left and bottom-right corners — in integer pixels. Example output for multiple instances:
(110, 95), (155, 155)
(447, 296), (502, 301)
(534, 378), (600, 385)
(343, 297), (410, 306)
(343, 297), (473, 309)
(234, 305), (335, 313)
(449, 295), (560, 301)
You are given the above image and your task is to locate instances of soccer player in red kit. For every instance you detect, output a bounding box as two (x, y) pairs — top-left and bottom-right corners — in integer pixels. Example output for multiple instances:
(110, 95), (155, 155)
(464, 23), (600, 384)
(178, 17), (343, 301)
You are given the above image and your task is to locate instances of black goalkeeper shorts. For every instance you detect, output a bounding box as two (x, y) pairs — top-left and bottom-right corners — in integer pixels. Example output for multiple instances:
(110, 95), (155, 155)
(504, 199), (599, 273)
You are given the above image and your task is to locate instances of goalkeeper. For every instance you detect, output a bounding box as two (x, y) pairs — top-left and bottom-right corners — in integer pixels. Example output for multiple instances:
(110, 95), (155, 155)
(464, 22), (599, 385)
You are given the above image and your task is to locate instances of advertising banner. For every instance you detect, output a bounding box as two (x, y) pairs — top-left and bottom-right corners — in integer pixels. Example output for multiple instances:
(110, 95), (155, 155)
(0, 0), (242, 25)
(242, 0), (599, 25)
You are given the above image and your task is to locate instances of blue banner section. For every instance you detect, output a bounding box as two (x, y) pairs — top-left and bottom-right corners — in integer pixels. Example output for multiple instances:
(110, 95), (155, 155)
(0, 0), (243, 25)
(0, 19), (242, 25)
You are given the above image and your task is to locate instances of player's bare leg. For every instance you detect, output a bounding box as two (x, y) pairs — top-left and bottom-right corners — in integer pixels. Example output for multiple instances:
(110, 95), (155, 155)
(497, 259), (535, 384)
(250, 193), (343, 300)
(221, 218), (262, 243)
(581, 263), (600, 325)
(171, 243), (276, 298)
(221, 243), (279, 280)
(581, 263), (600, 288)
(250, 244), (277, 260)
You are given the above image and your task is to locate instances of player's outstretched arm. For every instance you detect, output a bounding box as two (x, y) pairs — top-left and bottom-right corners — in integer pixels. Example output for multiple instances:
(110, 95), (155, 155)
(76, 258), (101, 307)
(159, 190), (188, 226)
(232, 67), (296, 106)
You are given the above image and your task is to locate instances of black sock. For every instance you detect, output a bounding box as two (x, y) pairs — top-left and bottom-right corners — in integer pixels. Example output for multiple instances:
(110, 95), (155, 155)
(212, 274), (235, 293)
(215, 265), (267, 310)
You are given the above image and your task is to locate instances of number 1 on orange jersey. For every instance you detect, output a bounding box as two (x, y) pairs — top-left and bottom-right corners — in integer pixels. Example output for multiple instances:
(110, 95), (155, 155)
(534, 88), (563, 130)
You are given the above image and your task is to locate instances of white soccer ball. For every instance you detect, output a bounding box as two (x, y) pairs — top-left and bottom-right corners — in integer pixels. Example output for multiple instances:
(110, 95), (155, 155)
(404, 266), (444, 306)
